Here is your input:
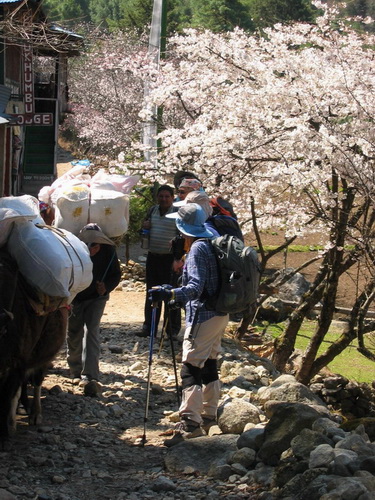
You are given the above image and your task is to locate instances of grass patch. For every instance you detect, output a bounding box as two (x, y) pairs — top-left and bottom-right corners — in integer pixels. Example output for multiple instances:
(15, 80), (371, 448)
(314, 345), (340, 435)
(259, 320), (375, 384)
(261, 244), (356, 253)
(262, 245), (322, 252)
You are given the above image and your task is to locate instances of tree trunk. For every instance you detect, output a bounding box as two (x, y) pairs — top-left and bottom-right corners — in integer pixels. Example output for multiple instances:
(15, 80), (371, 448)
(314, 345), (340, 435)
(296, 283), (373, 383)
(272, 265), (328, 371)
(295, 183), (356, 383)
(296, 266), (340, 383)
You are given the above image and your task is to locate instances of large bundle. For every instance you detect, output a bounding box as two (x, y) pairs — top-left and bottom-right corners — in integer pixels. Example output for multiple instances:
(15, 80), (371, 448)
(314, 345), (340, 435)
(0, 195), (44, 246)
(39, 165), (139, 237)
(8, 223), (93, 301)
(0, 194), (43, 221)
(53, 185), (129, 237)
(0, 195), (93, 305)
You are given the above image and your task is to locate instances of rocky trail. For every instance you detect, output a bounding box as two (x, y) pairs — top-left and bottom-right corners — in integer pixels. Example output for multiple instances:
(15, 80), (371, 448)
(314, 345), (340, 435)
(0, 288), (261, 500)
(2, 284), (375, 500)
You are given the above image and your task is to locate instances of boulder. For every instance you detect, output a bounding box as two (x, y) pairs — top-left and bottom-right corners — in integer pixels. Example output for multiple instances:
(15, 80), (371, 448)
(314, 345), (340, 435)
(258, 374), (325, 407)
(237, 425), (265, 451)
(227, 447), (256, 468)
(257, 402), (327, 465)
(291, 428), (333, 459)
(217, 399), (261, 434)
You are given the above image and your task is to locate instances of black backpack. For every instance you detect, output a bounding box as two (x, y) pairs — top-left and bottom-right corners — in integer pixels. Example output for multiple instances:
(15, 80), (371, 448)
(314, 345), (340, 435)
(205, 235), (261, 314)
(209, 215), (244, 242)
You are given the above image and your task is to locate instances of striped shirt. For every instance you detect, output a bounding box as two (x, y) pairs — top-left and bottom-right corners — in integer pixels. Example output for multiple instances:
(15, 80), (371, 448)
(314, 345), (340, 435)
(173, 239), (225, 326)
(149, 205), (179, 254)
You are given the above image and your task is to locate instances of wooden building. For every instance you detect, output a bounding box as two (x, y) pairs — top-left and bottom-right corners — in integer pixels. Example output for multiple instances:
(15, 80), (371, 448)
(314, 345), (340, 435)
(0, 0), (82, 197)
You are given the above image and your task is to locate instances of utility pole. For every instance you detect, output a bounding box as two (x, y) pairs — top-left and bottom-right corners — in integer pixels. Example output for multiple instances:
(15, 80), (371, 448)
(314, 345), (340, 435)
(143, 0), (167, 169)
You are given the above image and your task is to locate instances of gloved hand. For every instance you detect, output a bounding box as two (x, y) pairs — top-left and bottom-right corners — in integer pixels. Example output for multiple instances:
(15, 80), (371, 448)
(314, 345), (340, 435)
(148, 285), (173, 304)
(168, 299), (183, 310)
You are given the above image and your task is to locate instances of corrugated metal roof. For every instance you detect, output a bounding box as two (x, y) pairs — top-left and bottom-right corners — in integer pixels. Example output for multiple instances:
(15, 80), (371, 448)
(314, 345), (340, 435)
(0, 113), (17, 124)
(49, 24), (83, 41)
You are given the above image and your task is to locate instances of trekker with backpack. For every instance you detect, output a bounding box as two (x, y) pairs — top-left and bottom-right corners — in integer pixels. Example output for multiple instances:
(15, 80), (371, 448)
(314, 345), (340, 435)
(207, 196), (244, 242)
(171, 190), (219, 275)
(149, 203), (229, 446)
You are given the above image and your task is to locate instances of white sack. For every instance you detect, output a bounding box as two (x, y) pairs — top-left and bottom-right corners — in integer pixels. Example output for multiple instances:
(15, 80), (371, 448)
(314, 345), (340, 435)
(91, 170), (140, 194)
(8, 222), (93, 299)
(38, 165), (90, 205)
(89, 189), (129, 237)
(54, 184), (90, 236)
(54, 186), (129, 237)
(39, 169), (138, 236)
(0, 208), (30, 247)
(0, 194), (40, 220)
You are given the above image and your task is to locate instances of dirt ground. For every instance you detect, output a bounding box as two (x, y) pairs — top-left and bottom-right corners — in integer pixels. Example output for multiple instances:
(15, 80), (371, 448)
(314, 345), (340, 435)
(3, 288), (262, 500)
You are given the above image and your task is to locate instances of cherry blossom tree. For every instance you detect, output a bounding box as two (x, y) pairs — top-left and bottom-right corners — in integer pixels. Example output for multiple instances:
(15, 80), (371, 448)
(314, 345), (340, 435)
(135, 4), (375, 382)
(65, 4), (374, 381)
(64, 29), (150, 159)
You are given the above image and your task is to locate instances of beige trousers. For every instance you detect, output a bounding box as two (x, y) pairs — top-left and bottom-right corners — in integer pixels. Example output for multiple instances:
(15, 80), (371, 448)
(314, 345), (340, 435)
(179, 314), (228, 424)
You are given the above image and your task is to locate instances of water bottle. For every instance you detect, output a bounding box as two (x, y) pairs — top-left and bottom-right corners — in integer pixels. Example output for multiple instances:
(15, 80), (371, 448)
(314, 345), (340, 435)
(141, 229), (150, 249)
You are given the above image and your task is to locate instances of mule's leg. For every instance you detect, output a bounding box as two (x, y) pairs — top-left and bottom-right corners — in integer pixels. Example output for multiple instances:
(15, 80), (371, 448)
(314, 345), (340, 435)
(8, 385), (21, 434)
(0, 372), (23, 449)
(29, 384), (43, 425)
(28, 367), (47, 426)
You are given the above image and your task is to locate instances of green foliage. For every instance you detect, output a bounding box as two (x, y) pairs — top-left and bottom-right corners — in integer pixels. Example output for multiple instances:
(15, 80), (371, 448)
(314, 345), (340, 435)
(89, 0), (123, 25)
(41, 0), (252, 32)
(42, 0), (375, 33)
(344, 0), (375, 19)
(43, 0), (90, 22)
(190, 0), (254, 32)
(127, 184), (154, 245)
(262, 244), (324, 252)
(111, 0), (153, 33)
(263, 320), (375, 384)
(341, 0), (375, 32)
(248, 0), (317, 29)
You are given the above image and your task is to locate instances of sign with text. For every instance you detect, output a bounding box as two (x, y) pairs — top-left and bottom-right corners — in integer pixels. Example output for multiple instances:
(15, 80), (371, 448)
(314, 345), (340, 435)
(12, 113), (53, 125)
(9, 47), (54, 126)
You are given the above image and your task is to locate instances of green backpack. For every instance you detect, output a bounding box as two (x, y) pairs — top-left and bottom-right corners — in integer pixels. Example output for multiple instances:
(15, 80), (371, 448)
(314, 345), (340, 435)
(205, 235), (261, 314)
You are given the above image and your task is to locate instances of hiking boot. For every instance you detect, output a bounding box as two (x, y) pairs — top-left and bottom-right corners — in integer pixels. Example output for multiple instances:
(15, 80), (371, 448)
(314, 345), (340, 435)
(163, 418), (203, 447)
(84, 379), (102, 397)
(136, 329), (150, 338)
(78, 375), (90, 388)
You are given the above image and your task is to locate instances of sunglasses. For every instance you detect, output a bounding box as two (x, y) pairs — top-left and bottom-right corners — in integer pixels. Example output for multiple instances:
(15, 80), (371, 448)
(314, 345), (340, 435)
(178, 190), (186, 194)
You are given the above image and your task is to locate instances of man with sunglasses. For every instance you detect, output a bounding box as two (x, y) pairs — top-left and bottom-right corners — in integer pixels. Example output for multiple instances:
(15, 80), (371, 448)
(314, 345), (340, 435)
(177, 178), (202, 200)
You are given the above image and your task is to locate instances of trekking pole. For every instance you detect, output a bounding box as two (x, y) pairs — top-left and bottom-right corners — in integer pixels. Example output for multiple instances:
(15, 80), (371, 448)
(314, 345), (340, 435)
(141, 300), (158, 446)
(166, 303), (181, 406)
(157, 312), (169, 355)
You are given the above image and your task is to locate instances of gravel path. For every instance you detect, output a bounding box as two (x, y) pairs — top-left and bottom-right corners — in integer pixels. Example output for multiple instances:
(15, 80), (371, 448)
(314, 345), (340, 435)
(0, 290), (259, 500)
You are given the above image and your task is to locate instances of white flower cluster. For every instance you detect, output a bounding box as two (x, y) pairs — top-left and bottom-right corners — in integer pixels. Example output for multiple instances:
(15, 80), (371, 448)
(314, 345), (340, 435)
(141, 12), (374, 242)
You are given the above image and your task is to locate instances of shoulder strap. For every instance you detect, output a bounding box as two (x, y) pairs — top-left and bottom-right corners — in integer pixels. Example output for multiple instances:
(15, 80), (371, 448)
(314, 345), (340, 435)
(146, 205), (158, 219)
